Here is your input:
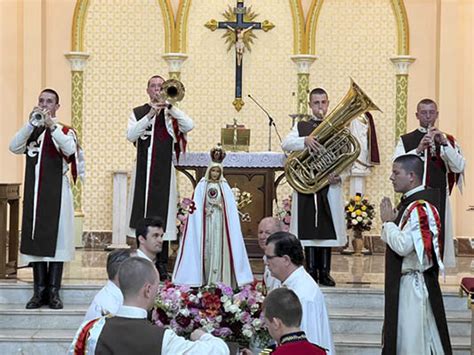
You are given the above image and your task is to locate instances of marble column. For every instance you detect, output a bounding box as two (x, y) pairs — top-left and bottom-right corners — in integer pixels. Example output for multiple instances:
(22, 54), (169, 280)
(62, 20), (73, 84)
(109, 171), (130, 249)
(390, 55), (416, 142)
(65, 51), (89, 248)
(291, 55), (318, 117)
(162, 53), (188, 81)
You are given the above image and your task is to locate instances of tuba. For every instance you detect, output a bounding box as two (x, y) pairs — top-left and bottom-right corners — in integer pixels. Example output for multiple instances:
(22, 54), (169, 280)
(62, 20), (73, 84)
(159, 79), (185, 104)
(284, 79), (380, 194)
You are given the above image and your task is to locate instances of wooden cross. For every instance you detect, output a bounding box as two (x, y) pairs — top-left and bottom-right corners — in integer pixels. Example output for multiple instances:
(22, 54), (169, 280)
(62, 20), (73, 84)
(205, 0), (274, 112)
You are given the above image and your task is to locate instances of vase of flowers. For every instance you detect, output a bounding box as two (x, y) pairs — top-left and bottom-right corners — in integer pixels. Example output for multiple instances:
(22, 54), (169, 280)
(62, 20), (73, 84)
(344, 193), (375, 256)
(153, 281), (271, 349)
(276, 195), (292, 232)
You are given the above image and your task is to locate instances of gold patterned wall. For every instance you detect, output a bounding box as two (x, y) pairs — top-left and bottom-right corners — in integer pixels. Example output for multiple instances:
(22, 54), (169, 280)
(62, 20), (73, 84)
(310, 0), (397, 231)
(178, 0), (296, 201)
(82, 0), (167, 231)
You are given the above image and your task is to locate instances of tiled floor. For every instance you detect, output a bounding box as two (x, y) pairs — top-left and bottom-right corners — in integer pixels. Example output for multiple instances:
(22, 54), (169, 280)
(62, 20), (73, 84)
(5, 249), (473, 292)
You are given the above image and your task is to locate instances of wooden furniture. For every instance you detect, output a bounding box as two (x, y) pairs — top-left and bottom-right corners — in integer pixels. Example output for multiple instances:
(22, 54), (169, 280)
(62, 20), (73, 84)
(0, 183), (20, 278)
(175, 152), (286, 258)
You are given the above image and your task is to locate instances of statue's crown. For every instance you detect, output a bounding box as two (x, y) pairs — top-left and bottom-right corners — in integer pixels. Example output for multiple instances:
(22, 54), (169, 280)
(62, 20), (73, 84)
(210, 143), (226, 163)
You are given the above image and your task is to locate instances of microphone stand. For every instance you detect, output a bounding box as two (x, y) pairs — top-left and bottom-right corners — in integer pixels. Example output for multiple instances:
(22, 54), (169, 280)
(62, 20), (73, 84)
(248, 94), (282, 151)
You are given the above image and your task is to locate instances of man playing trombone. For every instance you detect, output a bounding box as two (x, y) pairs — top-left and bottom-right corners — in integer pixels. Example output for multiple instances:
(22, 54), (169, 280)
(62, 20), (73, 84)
(126, 75), (193, 280)
(393, 98), (465, 267)
(9, 89), (82, 309)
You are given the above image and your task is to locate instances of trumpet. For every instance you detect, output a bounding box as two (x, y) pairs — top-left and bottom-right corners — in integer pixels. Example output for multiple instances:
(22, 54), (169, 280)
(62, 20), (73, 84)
(151, 79), (185, 106)
(29, 108), (48, 127)
(426, 124), (438, 158)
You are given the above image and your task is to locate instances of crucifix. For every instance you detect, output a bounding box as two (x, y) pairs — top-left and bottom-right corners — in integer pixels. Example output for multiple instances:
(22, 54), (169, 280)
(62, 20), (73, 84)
(205, 0), (274, 112)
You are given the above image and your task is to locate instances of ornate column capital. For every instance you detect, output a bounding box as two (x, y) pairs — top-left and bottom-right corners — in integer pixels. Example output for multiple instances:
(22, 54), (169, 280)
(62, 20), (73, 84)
(162, 53), (188, 74)
(290, 54), (318, 74)
(65, 51), (90, 72)
(390, 55), (416, 75)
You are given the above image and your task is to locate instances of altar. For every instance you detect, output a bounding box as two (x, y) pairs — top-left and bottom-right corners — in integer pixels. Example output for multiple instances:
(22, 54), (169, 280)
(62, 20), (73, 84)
(174, 151), (286, 257)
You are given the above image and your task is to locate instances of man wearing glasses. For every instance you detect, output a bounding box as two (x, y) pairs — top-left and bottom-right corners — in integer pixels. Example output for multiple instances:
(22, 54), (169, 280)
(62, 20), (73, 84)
(393, 98), (465, 267)
(264, 232), (334, 355)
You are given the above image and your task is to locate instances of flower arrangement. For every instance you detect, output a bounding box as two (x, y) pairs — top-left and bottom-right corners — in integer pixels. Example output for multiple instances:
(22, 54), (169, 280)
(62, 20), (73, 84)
(345, 193), (375, 231)
(276, 195), (292, 231)
(153, 281), (271, 348)
(176, 197), (195, 238)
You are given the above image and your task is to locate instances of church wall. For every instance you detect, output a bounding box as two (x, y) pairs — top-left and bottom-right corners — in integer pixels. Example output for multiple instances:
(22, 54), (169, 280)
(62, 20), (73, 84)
(0, 0), (472, 238)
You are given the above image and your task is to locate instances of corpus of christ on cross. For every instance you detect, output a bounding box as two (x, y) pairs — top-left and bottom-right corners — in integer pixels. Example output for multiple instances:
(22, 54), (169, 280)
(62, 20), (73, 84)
(205, 0), (274, 112)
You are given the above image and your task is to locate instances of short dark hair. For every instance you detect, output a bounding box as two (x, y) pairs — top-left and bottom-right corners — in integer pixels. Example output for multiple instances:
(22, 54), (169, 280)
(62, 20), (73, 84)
(309, 87), (328, 100)
(147, 75), (165, 87)
(136, 217), (164, 248)
(266, 232), (304, 266)
(394, 154), (424, 182)
(118, 257), (158, 299)
(417, 98), (437, 111)
(41, 88), (60, 105)
(263, 288), (302, 327)
(106, 249), (132, 280)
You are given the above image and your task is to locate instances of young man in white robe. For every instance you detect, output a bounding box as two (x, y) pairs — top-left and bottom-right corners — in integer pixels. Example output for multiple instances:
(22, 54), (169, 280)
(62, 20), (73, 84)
(126, 75), (193, 280)
(281, 88), (347, 286)
(264, 232), (334, 354)
(380, 154), (452, 354)
(9, 89), (82, 309)
(392, 98), (465, 267)
(84, 249), (132, 322)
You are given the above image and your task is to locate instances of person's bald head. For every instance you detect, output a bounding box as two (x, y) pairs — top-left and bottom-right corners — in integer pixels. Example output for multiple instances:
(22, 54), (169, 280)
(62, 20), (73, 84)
(258, 217), (283, 251)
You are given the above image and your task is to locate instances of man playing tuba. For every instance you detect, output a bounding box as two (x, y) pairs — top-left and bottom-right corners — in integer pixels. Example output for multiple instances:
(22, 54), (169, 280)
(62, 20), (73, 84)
(281, 88), (347, 287)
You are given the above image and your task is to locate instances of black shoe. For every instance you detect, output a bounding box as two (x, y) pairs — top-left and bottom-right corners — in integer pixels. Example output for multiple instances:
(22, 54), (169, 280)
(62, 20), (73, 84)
(318, 272), (336, 287)
(305, 247), (318, 282)
(48, 287), (63, 309)
(26, 262), (48, 309)
(48, 262), (64, 309)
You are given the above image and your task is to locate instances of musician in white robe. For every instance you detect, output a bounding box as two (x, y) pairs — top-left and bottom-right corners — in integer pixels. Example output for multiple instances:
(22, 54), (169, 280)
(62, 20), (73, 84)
(381, 154), (452, 354)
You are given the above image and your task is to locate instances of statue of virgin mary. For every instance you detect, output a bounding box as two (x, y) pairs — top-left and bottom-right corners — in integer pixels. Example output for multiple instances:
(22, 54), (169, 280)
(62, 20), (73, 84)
(172, 144), (253, 287)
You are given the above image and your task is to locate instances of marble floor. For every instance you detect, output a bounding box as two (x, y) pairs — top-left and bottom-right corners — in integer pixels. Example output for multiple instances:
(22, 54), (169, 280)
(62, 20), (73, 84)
(4, 249), (472, 293)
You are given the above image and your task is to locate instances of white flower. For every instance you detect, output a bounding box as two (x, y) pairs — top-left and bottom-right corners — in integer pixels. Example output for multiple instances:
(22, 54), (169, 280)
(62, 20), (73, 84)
(356, 216), (363, 222)
(229, 304), (240, 314)
(200, 319), (207, 325)
(220, 295), (229, 303)
(215, 315), (222, 323)
(251, 318), (262, 329)
(363, 219), (369, 224)
(351, 212), (357, 218)
(242, 328), (253, 338)
(362, 212), (368, 218)
(351, 219), (358, 225)
(223, 300), (232, 312)
(179, 308), (190, 317)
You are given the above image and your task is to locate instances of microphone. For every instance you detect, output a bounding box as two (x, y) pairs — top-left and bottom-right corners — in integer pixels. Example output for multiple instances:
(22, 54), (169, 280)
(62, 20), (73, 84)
(248, 94), (274, 124)
(247, 94), (282, 151)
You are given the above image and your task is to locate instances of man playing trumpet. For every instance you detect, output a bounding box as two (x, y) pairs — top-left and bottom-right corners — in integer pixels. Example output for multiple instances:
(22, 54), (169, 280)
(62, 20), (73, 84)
(9, 89), (82, 309)
(393, 98), (465, 267)
(126, 75), (193, 280)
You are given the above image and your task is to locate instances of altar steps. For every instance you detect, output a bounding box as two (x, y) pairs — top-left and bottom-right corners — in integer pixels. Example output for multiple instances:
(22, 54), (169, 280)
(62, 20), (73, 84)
(0, 283), (471, 354)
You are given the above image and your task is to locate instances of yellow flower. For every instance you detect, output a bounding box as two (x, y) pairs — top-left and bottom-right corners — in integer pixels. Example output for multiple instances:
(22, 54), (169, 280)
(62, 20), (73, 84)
(355, 210), (362, 216)
(361, 206), (367, 211)
(354, 195), (361, 202)
(348, 206), (355, 212)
